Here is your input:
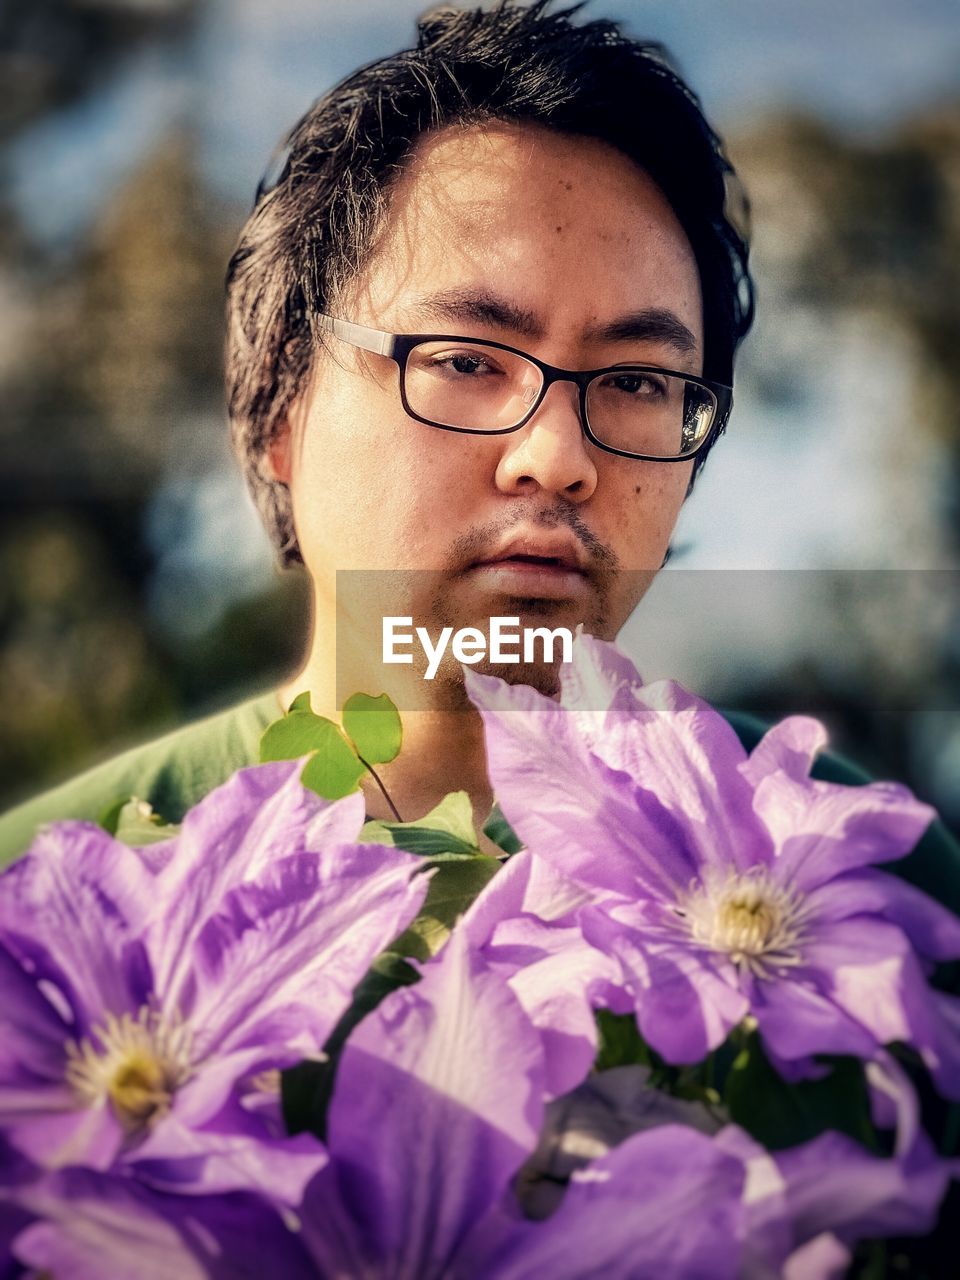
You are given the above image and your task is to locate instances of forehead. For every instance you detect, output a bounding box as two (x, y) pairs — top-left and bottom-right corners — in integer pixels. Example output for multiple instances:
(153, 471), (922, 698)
(343, 121), (703, 350)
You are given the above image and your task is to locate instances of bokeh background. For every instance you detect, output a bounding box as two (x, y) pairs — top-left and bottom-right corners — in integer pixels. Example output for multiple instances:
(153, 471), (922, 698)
(1, 0), (958, 827)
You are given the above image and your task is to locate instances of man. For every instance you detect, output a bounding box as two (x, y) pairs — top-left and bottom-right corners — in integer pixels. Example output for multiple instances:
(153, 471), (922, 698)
(0, 2), (954, 892)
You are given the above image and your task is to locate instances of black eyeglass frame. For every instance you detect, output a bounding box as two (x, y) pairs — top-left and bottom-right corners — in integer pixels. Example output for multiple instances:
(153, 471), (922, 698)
(317, 314), (733, 462)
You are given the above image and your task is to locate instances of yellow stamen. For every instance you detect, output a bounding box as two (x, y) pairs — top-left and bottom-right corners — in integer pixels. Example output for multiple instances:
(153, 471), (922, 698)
(65, 1006), (193, 1135)
(678, 867), (809, 978)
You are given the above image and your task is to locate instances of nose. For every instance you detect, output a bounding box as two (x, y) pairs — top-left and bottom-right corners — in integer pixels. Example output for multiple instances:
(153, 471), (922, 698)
(494, 379), (598, 501)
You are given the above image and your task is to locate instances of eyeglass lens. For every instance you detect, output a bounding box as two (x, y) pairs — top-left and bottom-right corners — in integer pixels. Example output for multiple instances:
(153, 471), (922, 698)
(403, 341), (716, 457)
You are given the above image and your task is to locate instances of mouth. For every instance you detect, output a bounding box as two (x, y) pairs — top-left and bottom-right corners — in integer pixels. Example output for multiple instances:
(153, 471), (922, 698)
(476, 553), (582, 573)
(466, 539), (590, 600)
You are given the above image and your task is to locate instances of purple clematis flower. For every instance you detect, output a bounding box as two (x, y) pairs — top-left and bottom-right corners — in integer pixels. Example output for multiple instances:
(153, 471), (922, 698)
(465, 634), (960, 1090)
(294, 924), (950, 1280)
(459, 847), (631, 1098)
(0, 761), (427, 1205)
(4, 910), (949, 1278)
(2, 1166), (316, 1280)
(297, 928), (753, 1279)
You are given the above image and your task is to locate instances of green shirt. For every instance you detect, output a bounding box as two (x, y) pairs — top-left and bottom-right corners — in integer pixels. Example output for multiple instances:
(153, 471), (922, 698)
(1, 698), (959, 928)
(0, 692), (280, 869)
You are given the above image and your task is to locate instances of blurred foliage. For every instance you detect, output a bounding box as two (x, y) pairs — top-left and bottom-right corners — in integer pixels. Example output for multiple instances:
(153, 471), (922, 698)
(0, 4), (957, 823)
(0, 0), (198, 139)
(731, 108), (960, 454)
(724, 112), (960, 819)
(0, 512), (174, 792)
(2, 129), (235, 497)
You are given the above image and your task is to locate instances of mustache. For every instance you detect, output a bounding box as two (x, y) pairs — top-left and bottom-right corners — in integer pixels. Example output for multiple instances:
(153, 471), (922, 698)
(445, 500), (619, 586)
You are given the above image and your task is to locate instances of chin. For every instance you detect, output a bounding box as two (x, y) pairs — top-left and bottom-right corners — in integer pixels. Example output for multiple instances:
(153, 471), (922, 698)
(469, 656), (563, 698)
(415, 653), (563, 710)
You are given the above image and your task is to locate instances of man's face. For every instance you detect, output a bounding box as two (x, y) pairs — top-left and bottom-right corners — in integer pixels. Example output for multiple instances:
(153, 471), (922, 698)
(277, 121), (703, 692)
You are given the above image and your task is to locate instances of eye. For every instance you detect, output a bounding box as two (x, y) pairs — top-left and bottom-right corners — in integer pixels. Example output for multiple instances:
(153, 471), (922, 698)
(427, 350), (504, 378)
(605, 370), (667, 397)
(450, 354), (487, 375)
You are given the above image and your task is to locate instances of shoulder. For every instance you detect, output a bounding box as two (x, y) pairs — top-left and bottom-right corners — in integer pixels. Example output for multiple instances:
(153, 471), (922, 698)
(0, 691), (281, 869)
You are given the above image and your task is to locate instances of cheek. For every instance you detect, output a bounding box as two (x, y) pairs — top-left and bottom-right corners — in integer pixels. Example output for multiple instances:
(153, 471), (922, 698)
(289, 386), (497, 569)
(603, 463), (691, 567)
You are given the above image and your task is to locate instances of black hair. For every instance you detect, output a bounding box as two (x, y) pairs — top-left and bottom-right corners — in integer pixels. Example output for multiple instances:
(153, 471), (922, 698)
(225, 0), (754, 564)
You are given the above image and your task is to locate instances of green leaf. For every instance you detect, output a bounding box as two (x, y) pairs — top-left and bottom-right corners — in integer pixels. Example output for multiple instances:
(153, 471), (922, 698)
(299, 724), (367, 800)
(259, 710), (333, 762)
(393, 855), (502, 962)
(260, 700), (367, 798)
(361, 791), (482, 857)
(98, 796), (130, 836)
(725, 1031), (878, 1151)
(288, 690), (312, 713)
(281, 1057), (329, 1137)
(360, 823), (480, 858)
(282, 950), (420, 1139)
(334, 950), (421, 1049)
(483, 802), (524, 855)
(110, 797), (180, 846)
(595, 1010), (652, 1071)
(342, 692), (402, 764)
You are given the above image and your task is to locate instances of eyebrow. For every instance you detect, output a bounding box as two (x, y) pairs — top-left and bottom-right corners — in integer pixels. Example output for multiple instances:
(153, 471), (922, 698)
(410, 287), (698, 356)
(414, 287), (544, 339)
(585, 309), (698, 355)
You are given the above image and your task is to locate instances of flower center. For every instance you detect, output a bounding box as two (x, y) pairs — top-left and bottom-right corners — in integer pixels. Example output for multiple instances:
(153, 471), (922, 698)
(678, 868), (808, 978)
(65, 1007), (193, 1134)
(717, 890), (779, 954)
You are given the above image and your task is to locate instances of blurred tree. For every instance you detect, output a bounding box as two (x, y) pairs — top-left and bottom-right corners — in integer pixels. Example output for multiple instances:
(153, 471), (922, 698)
(732, 108), (960, 463)
(0, 0), (199, 139)
(725, 107), (960, 826)
(2, 129), (234, 497)
(0, 129), (300, 811)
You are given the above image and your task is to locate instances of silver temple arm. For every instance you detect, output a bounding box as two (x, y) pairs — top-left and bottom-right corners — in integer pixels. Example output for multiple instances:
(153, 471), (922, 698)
(316, 313), (397, 359)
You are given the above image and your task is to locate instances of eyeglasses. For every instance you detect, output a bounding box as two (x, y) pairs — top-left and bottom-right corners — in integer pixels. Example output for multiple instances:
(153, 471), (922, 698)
(317, 314), (732, 461)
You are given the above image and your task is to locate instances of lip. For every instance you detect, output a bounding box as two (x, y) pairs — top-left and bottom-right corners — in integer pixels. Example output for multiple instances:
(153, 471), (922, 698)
(468, 532), (590, 576)
(465, 531), (591, 599)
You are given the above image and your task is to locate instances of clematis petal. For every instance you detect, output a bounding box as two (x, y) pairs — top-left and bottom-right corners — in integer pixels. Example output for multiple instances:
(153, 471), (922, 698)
(516, 1066), (726, 1222)
(0, 943), (76, 1089)
(581, 909), (748, 1063)
(462, 1124), (748, 1280)
(774, 1121), (947, 1248)
(147, 763), (367, 999)
(302, 929), (545, 1277)
(461, 854), (630, 1097)
(474, 636), (772, 877)
(504, 926), (629, 1098)
(461, 850), (596, 944)
(5, 1167), (314, 1280)
(579, 674), (771, 877)
(805, 869), (960, 961)
(467, 666), (706, 897)
(0, 825), (155, 1035)
(555, 628), (650, 721)
(799, 916), (913, 1026)
(751, 976), (879, 1062)
(3, 1102), (122, 1173)
(755, 776), (936, 892)
(740, 716), (829, 789)
(782, 1233), (851, 1280)
(131, 1107), (327, 1207)
(164, 843), (427, 1060)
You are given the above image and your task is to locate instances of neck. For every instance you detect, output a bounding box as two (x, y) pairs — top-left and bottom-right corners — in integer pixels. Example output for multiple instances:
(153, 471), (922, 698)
(278, 596), (495, 832)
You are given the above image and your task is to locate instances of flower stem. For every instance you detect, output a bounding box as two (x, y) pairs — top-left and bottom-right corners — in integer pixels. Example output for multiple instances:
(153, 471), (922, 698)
(359, 758), (403, 822)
